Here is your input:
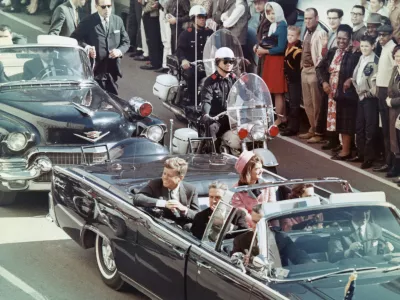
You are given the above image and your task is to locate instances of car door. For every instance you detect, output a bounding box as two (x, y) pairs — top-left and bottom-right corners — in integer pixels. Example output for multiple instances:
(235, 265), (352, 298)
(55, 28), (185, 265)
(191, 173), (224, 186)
(186, 201), (253, 300)
(115, 209), (193, 300)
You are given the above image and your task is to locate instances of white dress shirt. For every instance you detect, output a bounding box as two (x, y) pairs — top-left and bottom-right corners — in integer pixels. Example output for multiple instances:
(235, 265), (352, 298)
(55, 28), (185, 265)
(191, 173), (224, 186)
(169, 183), (180, 200)
(98, 12), (110, 31)
(41, 59), (56, 76)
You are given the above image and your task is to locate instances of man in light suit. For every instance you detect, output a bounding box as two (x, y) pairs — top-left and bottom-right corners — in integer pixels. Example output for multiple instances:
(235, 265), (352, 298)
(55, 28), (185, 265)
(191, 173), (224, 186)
(23, 49), (68, 80)
(132, 157), (200, 226)
(49, 0), (87, 37)
(328, 208), (391, 263)
(71, 0), (130, 94)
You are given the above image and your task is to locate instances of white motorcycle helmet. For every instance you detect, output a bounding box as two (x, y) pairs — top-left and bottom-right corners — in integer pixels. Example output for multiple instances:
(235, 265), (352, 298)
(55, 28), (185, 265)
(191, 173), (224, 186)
(189, 5), (207, 18)
(214, 47), (235, 60)
(215, 47), (236, 73)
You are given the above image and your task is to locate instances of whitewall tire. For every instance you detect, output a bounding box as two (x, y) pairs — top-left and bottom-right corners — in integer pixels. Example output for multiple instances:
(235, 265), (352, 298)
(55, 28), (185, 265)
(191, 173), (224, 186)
(95, 234), (125, 290)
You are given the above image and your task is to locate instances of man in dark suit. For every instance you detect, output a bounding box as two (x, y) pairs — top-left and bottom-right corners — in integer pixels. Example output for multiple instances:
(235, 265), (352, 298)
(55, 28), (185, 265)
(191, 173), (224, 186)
(232, 204), (312, 267)
(132, 157), (200, 226)
(71, 0), (130, 94)
(191, 181), (248, 239)
(23, 49), (68, 80)
(328, 208), (390, 263)
(49, 0), (86, 37)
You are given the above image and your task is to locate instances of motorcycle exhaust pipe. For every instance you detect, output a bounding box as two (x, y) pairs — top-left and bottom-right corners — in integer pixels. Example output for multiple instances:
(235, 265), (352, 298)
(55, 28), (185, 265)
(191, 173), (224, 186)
(161, 101), (187, 120)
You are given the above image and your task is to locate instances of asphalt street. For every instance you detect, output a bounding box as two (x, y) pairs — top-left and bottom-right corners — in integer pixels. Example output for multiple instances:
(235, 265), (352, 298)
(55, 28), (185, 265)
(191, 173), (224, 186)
(0, 8), (399, 300)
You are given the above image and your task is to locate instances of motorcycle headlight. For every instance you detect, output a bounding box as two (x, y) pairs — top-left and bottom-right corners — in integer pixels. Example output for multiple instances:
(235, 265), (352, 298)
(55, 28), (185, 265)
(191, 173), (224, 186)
(6, 132), (28, 152)
(250, 124), (265, 141)
(145, 125), (164, 143)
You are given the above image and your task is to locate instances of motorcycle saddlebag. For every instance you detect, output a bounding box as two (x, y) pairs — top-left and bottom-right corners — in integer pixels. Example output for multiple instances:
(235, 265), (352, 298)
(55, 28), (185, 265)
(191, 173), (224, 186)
(153, 74), (179, 101)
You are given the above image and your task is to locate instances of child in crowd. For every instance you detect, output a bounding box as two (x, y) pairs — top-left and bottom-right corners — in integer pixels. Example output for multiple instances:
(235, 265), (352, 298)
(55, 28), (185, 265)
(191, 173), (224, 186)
(352, 35), (380, 169)
(281, 25), (302, 136)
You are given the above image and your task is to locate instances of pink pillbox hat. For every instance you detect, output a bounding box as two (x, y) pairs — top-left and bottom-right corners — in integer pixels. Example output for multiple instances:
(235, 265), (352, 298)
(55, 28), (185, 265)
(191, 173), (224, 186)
(235, 150), (255, 174)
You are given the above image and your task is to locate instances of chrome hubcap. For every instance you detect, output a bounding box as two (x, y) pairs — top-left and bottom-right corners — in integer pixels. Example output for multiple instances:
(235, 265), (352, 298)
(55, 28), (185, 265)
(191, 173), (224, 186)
(101, 239), (116, 272)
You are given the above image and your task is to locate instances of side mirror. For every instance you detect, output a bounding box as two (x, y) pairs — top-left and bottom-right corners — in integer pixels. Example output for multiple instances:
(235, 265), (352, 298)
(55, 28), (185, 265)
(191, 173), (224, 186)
(253, 255), (268, 270)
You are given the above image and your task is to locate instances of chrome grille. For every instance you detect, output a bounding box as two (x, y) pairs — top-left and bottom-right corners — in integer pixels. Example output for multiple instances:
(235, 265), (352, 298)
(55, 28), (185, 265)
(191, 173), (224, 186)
(0, 158), (27, 170)
(33, 152), (108, 182)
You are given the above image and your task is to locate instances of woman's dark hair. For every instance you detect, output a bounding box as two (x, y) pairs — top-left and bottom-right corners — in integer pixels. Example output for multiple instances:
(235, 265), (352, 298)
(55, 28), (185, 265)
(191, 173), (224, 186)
(392, 45), (400, 59)
(327, 8), (344, 19)
(238, 154), (263, 186)
(360, 34), (376, 46)
(288, 184), (314, 199)
(337, 24), (353, 40)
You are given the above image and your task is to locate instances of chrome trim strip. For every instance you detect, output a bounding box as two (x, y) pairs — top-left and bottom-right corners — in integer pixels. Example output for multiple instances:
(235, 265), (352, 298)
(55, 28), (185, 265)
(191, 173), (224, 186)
(53, 166), (287, 299)
(119, 273), (162, 300)
(73, 131), (110, 143)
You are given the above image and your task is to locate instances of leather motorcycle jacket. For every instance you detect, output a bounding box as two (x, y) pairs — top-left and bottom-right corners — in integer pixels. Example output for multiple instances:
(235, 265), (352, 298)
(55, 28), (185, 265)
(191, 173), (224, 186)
(201, 71), (237, 117)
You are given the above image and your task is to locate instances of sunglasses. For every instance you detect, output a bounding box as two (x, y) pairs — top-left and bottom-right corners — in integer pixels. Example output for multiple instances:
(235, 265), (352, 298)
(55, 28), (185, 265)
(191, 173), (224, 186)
(222, 58), (235, 65)
(196, 15), (207, 19)
(99, 5), (112, 9)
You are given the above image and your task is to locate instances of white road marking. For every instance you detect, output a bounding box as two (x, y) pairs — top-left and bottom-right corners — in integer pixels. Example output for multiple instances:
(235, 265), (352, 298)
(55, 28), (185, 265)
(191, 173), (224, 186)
(279, 135), (400, 191)
(0, 265), (48, 300)
(0, 9), (46, 33)
(0, 216), (70, 245)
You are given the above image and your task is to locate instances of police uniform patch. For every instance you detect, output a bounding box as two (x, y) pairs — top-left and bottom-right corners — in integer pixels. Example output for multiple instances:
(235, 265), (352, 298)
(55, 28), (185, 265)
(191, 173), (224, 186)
(211, 73), (217, 80)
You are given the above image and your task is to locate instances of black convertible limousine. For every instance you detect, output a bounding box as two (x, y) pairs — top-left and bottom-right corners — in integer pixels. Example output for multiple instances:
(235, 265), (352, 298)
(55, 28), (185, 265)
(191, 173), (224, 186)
(49, 151), (400, 300)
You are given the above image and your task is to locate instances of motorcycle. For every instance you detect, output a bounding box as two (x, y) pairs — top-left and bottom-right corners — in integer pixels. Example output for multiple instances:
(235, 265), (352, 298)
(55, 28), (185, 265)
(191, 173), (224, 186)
(152, 29), (245, 127)
(198, 73), (279, 171)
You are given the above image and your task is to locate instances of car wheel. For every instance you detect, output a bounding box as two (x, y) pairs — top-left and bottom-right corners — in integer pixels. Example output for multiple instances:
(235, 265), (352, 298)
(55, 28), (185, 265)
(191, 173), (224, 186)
(95, 234), (126, 290)
(0, 191), (17, 206)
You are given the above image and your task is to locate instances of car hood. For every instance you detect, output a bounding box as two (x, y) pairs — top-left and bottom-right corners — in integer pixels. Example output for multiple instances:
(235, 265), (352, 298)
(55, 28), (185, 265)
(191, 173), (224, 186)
(0, 85), (134, 145)
(272, 272), (400, 300)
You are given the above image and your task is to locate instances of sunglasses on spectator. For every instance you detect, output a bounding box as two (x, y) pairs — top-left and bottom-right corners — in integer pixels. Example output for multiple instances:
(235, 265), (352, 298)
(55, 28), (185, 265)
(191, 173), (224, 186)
(196, 15), (207, 19)
(100, 5), (112, 9)
(222, 58), (235, 64)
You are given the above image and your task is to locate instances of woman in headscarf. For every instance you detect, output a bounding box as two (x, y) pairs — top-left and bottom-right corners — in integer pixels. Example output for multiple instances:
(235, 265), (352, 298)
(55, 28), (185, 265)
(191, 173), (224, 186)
(231, 151), (276, 225)
(254, 2), (288, 127)
(316, 24), (361, 161)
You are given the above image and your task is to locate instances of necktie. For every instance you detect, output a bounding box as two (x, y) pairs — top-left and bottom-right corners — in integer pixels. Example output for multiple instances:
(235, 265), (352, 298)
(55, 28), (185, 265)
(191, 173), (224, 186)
(75, 9), (79, 26)
(357, 226), (363, 241)
(49, 62), (56, 76)
(104, 18), (109, 33)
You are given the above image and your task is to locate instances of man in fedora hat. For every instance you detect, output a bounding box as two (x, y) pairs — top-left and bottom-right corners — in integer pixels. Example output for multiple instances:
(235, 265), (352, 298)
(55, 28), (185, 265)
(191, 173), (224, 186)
(366, 12), (384, 56)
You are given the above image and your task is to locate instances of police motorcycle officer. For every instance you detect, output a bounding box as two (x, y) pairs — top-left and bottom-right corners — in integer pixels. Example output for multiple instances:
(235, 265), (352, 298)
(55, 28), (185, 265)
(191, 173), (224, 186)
(176, 5), (213, 105)
(153, 5), (213, 124)
(200, 47), (237, 152)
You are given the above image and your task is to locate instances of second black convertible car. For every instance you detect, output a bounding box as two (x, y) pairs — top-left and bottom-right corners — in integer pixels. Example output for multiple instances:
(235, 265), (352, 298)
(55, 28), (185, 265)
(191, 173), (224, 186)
(0, 36), (167, 205)
(49, 152), (400, 300)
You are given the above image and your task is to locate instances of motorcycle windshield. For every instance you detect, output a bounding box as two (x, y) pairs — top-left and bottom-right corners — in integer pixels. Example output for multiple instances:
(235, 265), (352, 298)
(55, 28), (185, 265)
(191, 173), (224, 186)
(226, 73), (274, 132)
(202, 29), (245, 77)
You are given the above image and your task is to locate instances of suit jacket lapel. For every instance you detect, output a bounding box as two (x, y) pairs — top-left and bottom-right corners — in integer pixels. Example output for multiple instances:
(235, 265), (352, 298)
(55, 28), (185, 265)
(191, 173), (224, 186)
(161, 185), (169, 200)
(66, 2), (77, 27)
(179, 184), (188, 206)
(94, 13), (106, 36)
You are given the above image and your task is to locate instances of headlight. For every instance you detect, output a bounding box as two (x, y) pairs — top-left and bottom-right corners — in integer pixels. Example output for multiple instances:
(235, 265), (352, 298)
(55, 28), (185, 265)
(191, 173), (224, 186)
(145, 125), (164, 142)
(250, 124), (265, 141)
(6, 132), (28, 152)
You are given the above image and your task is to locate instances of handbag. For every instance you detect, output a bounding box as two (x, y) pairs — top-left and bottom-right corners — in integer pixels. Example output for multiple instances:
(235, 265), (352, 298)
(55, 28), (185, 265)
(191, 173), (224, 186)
(259, 35), (278, 49)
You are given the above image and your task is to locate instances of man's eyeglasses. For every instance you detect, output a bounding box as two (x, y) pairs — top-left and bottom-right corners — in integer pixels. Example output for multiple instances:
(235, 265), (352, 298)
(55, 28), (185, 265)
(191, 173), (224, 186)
(350, 12), (364, 17)
(100, 5), (112, 9)
(222, 58), (235, 65)
(378, 33), (391, 37)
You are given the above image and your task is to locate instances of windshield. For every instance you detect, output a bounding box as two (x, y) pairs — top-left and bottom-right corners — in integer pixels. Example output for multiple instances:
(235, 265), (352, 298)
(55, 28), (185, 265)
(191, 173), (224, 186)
(263, 205), (400, 280)
(0, 46), (92, 84)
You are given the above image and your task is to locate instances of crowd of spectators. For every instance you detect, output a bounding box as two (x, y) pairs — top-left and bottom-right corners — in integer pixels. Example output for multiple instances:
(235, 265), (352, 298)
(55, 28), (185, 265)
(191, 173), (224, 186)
(2, 0), (400, 181)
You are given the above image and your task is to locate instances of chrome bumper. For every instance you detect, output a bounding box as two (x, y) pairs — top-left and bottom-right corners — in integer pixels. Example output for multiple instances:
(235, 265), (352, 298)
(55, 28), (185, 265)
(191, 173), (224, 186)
(0, 156), (52, 191)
